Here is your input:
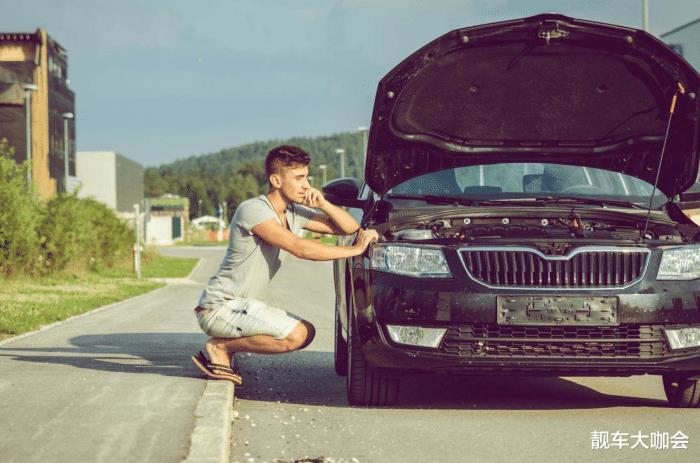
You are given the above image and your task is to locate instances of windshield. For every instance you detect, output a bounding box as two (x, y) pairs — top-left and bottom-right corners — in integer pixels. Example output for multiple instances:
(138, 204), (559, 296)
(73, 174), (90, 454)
(387, 163), (667, 208)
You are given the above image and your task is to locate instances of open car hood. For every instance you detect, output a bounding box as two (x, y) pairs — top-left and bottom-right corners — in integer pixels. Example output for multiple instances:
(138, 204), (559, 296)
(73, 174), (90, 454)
(365, 14), (700, 196)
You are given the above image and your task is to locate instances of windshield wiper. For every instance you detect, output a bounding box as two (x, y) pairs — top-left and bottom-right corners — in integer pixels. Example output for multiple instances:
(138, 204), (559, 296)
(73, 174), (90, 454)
(386, 194), (649, 210)
(525, 196), (646, 209)
(385, 194), (482, 206)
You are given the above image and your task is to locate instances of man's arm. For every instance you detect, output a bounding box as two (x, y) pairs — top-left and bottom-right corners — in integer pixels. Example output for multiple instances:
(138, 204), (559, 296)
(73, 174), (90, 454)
(252, 218), (377, 261)
(301, 188), (360, 235)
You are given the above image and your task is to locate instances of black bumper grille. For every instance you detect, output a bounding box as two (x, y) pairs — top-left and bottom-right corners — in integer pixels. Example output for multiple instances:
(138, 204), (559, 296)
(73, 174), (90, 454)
(459, 248), (649, 289)
(441, 324), (676, 359)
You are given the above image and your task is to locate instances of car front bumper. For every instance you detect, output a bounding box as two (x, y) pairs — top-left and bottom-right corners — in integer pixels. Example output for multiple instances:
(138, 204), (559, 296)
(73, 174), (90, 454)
(354, 272), (700, 377)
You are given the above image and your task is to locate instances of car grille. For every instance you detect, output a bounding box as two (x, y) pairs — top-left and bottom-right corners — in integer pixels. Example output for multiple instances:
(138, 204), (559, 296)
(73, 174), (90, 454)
(459, 247), (649, 289)
(441, 324), (680, 359)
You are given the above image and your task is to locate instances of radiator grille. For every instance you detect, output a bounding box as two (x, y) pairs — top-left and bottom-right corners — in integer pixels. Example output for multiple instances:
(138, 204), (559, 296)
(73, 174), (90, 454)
(441, 324), (675, 359)
(460, 248), (648, 289)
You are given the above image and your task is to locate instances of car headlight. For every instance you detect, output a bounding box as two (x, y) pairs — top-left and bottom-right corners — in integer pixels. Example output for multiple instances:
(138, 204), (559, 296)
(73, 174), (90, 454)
(657, 246), (700, 280)
(370, 244), (451, 278)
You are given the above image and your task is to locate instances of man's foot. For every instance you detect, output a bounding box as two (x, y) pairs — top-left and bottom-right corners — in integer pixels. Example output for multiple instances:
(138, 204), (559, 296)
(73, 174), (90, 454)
(191, 353), (243, 385)
(204, 338), (231, 366)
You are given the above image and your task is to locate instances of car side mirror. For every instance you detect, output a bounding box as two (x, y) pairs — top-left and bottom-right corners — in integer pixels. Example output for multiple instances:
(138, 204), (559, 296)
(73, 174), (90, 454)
(322, 178), (364, 208)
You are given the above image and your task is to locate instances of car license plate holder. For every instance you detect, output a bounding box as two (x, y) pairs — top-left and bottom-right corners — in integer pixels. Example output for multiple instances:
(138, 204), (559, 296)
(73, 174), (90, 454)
(496, 296), (619, 326)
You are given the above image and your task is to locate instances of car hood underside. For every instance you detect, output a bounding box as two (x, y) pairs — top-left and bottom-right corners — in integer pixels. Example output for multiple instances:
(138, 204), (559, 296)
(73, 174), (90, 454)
(365, 14), (700, 196)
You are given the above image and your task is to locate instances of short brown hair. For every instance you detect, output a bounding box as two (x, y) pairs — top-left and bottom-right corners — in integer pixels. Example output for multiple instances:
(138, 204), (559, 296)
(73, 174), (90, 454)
(265, 145), (311, 179)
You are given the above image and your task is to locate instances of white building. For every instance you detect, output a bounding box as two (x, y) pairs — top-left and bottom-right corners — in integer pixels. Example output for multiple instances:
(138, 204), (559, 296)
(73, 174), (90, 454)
(662, 18), (700, 71)
(75, 151), (144, 217)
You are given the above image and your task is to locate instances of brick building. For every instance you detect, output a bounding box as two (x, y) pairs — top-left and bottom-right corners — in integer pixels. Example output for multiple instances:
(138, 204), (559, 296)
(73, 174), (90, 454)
(0, 29), (75, 198)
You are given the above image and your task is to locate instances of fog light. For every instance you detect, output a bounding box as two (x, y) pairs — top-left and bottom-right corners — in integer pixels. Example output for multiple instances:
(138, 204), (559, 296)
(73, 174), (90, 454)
(665, 327), (700, 350)
(386, 325), (446, 348)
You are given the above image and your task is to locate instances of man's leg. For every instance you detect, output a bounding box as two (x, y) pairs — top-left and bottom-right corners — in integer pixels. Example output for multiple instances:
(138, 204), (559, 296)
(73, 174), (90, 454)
(205, 319), (316, 366)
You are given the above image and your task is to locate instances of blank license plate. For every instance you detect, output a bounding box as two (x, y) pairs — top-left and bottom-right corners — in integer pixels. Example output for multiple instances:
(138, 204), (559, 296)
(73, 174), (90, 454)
(497, 296), (619, 326)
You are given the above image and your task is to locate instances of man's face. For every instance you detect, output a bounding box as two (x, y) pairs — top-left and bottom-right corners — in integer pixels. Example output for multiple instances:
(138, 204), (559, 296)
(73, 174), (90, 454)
(272, 164), (310, 203)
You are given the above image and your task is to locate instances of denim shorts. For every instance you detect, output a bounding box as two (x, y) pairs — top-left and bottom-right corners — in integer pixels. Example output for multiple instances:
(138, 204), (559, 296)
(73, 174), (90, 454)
(196, 298), (301, 340)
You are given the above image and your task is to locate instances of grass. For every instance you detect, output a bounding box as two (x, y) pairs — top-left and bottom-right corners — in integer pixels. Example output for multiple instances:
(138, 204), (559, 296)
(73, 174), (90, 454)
(0, 276), (163, 341)
(303, 233), (338, 245)
(0, 253), (199, 341)
(174, 240), (226, 247)
(96, 253), (199, 278)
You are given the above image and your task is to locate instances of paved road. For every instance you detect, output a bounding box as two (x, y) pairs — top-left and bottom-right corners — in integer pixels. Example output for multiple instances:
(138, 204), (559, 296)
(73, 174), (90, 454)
(229, 253), (699, 463)
(1, 247), (697, 463)
(0, 246), (224, 463)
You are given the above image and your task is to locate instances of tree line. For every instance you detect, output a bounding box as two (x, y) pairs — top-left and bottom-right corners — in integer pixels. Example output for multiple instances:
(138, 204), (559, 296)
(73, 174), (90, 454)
(144, 131), (366, 220)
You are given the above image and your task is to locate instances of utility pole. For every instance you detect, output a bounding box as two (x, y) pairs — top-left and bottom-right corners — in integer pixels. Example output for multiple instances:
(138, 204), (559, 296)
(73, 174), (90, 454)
(358, 126), (369, 173)
(335, 148), (346, 178)
(133, 204), (141, 279)
(642, 0), (650, 31)
(319, 164), (327, 185)
(62, 112), (74, 193)
(217, 202), (223, 242)
(22, 83), (37, 184)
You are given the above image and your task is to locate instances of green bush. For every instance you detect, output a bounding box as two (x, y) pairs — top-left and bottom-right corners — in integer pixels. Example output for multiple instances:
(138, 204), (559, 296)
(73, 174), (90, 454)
(0, 138), (42, 276)
(1, 137), (135, 277)
(40, 195), (133, 274)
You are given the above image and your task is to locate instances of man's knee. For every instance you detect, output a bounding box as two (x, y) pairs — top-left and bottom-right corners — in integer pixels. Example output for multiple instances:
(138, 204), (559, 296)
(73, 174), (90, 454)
(284, 320), (315, 351)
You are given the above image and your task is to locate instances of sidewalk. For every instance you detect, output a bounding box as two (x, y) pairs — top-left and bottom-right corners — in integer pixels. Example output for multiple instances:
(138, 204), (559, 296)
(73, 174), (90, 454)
(0, 249), (232, 463)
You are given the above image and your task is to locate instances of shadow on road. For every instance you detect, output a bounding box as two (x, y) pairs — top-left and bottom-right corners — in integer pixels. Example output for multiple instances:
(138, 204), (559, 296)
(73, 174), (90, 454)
(2, 337), (669, 410)
(0, 333), (208, 378)
(235, 350), (669, 410)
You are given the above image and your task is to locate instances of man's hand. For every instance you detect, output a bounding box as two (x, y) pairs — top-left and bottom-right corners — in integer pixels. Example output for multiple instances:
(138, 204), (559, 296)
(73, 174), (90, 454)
(302, 187), (328, 209)
(353, 228), (379, 255)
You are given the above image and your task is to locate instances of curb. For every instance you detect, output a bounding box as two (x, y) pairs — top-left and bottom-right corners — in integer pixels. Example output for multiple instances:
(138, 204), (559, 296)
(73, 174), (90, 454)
(185, 258), (204, 280)
(0, 257), (204, 347)
(0, 284), (171, 347)
(184, 381), (235, 463)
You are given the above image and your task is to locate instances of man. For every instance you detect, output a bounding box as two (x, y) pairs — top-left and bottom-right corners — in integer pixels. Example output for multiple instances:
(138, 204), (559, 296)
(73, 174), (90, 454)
(192, 145), (378, 384)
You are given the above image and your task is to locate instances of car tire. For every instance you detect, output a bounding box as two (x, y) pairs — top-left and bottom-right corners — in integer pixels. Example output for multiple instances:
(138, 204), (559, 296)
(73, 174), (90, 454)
(334, 308), (348, 376)
(662, 374), (700, 408)
(346, 321), (399, 406)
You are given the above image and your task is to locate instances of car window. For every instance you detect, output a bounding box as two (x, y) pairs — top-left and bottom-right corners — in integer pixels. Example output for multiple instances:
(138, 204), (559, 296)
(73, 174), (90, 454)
(389, 163), (667, 206)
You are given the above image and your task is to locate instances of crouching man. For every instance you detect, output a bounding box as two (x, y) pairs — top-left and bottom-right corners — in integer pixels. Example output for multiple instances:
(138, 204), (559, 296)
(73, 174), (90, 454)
(192, 145), (378, 384)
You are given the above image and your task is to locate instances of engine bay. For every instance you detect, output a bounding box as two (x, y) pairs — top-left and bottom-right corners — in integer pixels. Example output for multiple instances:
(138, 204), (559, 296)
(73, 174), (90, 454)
(385, 209), (693, 245)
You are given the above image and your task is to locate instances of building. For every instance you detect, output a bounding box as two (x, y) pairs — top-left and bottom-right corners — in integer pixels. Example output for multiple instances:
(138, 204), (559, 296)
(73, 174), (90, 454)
(76, 151), (144, 216)
(662, 19), (700, 224)
(662, 18), (700, 71)
(145, 195), (189, 245)
(0, 29), (75, 198)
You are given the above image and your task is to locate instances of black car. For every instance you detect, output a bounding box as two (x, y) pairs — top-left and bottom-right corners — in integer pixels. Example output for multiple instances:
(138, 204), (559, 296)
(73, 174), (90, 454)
(323, 14), (700, 407)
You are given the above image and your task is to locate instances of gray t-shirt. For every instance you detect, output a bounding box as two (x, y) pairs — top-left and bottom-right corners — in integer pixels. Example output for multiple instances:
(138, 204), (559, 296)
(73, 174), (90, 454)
(198, 195), (317, 308)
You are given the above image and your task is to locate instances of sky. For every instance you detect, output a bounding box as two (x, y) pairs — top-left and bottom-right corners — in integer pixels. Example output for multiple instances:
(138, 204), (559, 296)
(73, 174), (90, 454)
(1, 0), (700, 166)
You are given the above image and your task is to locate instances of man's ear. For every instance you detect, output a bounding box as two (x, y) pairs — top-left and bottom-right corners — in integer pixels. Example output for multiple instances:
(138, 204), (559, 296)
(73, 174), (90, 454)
(269, 173), (282, 188)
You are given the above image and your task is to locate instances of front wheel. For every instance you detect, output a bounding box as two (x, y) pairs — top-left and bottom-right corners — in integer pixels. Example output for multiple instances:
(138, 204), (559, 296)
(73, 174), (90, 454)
(662, 374), (700, 408)
(346, 322), (399, 406)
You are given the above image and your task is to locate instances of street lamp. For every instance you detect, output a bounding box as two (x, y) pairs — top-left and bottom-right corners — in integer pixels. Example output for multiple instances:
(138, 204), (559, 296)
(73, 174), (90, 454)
(335, 148), (345, 178)
(642, 0), (649, 31)
(318, 164), (327, 185)
(358, 126), (369, 173)
(22, 83), (37, 183)
(62, 112), (74, 193)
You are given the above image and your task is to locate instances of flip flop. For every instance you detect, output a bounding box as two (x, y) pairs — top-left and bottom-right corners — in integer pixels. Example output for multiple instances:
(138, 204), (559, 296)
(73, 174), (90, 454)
(191, 354), (243, 386)
(198, 350), (242, 376)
